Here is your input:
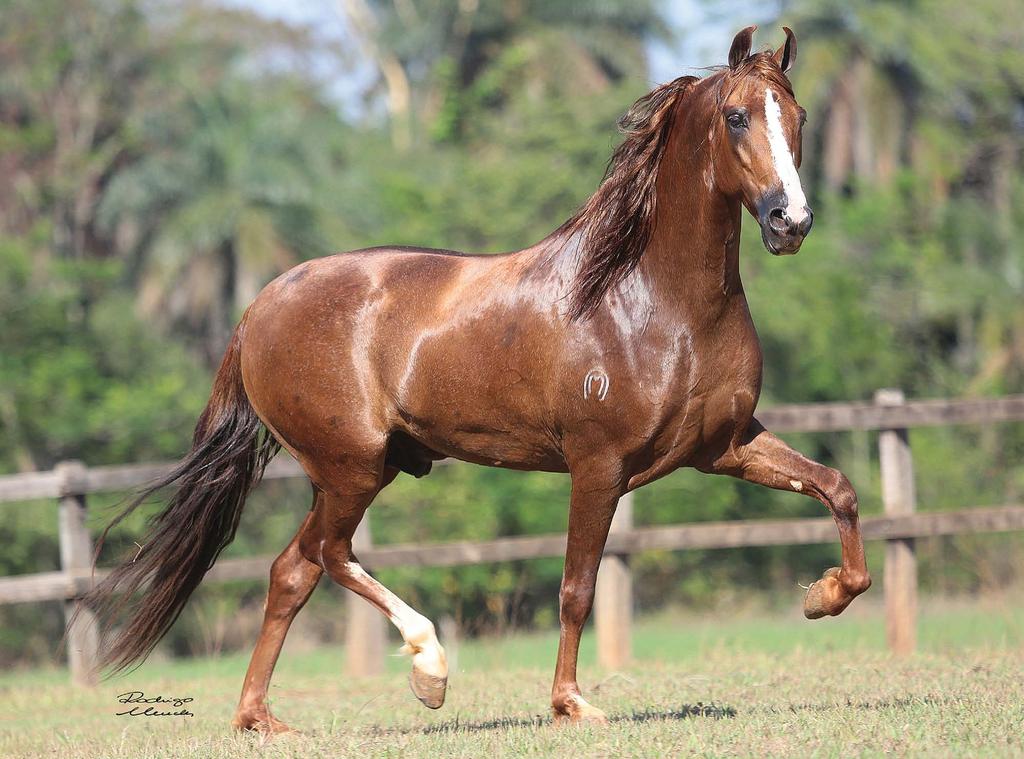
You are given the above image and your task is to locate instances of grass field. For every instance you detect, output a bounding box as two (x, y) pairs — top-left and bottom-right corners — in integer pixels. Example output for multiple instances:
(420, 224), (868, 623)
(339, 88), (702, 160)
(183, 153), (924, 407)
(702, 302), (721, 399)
(2, 594), (1023, 758)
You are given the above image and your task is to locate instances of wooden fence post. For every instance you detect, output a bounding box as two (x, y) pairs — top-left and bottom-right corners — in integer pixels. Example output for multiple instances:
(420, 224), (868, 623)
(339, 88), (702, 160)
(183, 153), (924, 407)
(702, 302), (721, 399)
(438, 614), (458, 674)
(876, 389), (918, 655)
(345, 515), (386, 676)
(56, 460), (99, 686)
(595, 490), (633, 669)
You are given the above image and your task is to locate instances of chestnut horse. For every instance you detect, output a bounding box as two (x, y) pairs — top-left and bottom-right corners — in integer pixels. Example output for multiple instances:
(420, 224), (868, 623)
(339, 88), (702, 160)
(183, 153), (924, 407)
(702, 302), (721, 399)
(84, 26), (870, 730)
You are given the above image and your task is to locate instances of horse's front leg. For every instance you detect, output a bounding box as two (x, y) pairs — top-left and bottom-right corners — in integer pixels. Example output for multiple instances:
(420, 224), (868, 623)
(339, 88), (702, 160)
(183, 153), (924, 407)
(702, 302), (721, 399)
(552, 476), (621, 725)
(707, 419), (871, 618)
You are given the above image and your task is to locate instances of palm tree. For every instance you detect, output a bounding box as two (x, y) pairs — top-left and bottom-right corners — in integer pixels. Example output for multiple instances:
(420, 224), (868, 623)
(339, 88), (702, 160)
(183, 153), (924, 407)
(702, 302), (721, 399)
(98, 75), (339, 363)
(343, 0), (667, 145)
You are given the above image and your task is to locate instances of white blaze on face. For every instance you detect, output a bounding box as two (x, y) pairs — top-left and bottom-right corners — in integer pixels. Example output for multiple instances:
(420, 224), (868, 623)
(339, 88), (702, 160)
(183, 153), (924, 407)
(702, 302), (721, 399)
(764, 88), (808, 224)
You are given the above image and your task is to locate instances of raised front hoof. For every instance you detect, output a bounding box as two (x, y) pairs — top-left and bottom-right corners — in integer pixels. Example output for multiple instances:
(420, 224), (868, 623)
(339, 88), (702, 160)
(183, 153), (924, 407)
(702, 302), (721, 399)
(803, 566), (863, 619)
(231, 708), (298, 736)
(552, 695), (609, 726)
(409, 666), (447, 709)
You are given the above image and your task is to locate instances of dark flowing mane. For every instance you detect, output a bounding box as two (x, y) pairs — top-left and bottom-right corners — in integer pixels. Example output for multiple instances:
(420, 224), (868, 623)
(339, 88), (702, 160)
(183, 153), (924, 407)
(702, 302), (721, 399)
(560, 74), (698, 320)
(562, 52), (793, 321)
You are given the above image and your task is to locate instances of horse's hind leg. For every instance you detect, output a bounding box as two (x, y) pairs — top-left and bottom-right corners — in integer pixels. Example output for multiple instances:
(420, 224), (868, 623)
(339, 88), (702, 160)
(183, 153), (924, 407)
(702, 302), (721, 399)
(302, 478), (448, 709)
(232, 493), (323, 733)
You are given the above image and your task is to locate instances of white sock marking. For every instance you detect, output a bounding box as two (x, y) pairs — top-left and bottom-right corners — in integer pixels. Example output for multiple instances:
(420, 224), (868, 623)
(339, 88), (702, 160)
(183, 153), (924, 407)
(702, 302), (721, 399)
(344, 562), (447, 678)
(764, 88), (808, 223)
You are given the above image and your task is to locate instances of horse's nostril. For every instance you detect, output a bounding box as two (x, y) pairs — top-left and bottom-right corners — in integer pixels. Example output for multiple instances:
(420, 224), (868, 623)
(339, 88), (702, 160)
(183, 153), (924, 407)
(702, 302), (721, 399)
(768, 207), (788, 232)
(798, 208), (814, 236)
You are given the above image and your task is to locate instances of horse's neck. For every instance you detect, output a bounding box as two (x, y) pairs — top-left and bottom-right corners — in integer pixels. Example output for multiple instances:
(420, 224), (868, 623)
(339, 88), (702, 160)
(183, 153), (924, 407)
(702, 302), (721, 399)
(637, 120), (744, 315)
(527, 98), (744, 324)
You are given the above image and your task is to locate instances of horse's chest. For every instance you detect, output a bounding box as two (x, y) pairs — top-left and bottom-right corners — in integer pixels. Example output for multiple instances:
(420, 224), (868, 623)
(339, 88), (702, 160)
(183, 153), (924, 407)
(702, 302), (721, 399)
(618, 320), (763, 485)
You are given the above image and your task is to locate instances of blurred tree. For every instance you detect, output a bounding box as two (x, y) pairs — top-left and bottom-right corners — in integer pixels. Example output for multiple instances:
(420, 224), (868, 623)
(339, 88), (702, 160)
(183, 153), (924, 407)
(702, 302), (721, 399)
(97, 72), (342, 361)
(0, 0), (348, 360)
(0, 0), (150, 262)
(771, 0), (1024, 397)
(0, 237), (208, 471)
(791, 0), (1023, 197)
(342, 0), (666, 145)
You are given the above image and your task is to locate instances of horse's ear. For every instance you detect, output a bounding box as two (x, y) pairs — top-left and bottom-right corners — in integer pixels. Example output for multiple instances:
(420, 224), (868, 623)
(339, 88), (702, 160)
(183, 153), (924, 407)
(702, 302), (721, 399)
(728, 25), (756, 69)
(773, 26), (797, 73)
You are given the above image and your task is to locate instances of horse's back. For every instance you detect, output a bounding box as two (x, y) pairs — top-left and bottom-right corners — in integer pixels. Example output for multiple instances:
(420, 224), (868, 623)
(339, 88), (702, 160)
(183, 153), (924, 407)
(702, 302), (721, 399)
(255, 246), (480, 312)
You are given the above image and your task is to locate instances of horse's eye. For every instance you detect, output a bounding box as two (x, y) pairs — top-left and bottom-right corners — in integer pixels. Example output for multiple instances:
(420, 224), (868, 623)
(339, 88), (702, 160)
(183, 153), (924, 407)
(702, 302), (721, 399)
(726, 110), (748, 130)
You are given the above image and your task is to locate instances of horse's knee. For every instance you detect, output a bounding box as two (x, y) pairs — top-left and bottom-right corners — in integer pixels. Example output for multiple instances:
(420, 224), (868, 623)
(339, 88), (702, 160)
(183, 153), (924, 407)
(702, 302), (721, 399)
(822, 469), (858, 517)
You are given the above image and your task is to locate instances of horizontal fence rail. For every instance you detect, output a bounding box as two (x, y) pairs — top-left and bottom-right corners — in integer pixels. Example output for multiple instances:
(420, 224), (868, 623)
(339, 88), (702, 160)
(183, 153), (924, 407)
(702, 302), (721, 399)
(1, 391), (1023, 683)
(758, 394), (1024, 433)
(3, 504), (1022, 605)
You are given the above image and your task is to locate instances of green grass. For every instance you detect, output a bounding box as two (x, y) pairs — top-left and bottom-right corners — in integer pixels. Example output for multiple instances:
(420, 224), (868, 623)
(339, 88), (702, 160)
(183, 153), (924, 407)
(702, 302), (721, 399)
(2, 595), (1023, 758)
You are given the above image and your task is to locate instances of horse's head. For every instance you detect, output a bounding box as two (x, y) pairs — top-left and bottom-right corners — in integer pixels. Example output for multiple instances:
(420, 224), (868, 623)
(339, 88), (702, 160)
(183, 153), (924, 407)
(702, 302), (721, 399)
(713, 26), (812, 255)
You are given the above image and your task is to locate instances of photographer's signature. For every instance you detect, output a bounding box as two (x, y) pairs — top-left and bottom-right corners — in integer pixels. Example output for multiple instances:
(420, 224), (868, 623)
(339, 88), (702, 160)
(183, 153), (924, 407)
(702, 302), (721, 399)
(115, 691), (195, 717)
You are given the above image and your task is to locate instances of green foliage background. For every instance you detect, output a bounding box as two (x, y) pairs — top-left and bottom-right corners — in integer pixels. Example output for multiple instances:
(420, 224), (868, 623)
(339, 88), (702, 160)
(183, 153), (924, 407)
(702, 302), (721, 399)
(0, 0), (1022, 666)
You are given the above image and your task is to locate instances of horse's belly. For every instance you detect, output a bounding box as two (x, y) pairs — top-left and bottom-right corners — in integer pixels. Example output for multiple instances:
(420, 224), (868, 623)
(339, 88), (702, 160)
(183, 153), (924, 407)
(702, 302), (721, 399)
(393, 380), (566, 472)
(414, 428), (567, 472)
(379, 297), (567, 470)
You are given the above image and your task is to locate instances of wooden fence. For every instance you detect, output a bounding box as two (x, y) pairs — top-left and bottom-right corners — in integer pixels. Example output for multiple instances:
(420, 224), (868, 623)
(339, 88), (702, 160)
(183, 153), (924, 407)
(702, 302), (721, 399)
(2, 389), (1024, 685)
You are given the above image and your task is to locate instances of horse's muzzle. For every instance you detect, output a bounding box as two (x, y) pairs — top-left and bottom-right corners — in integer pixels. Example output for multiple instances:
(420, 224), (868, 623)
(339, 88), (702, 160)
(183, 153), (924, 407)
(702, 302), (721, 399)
(757, 191), (813, 255)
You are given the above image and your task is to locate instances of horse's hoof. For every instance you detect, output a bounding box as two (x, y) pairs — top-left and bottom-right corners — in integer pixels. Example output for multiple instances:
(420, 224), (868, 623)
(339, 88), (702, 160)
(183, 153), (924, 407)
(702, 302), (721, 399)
(553, 695), (609, 726)
(231, 709), (299, 736)
(409, 666), (447, 709)
(803, 566), (852, 619)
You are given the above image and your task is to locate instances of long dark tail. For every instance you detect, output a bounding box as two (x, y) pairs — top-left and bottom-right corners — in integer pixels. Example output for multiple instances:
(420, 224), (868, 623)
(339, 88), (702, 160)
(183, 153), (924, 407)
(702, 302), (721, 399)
(82, 321), (280, 674)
